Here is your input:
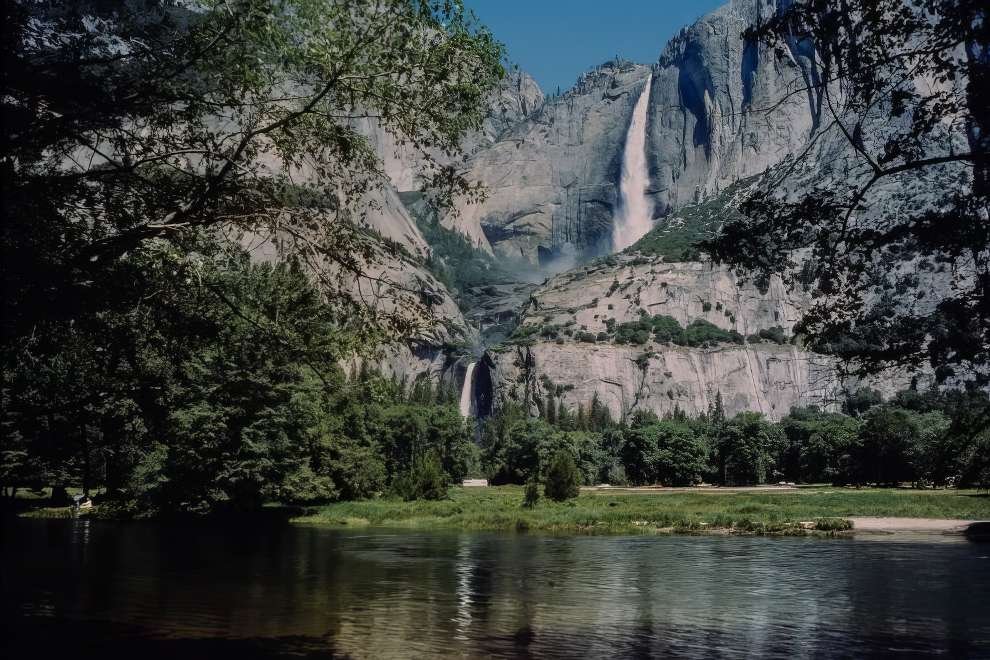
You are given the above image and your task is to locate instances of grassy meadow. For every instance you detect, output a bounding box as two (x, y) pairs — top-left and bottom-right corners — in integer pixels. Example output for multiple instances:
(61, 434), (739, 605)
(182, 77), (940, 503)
(291, 486), (990, 536)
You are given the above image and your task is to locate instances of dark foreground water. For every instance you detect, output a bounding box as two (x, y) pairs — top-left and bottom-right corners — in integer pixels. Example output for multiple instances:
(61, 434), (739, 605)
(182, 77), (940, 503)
(2, 518), (989, 659)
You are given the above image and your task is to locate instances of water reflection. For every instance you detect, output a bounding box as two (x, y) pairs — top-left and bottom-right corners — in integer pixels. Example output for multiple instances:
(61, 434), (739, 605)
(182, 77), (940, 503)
(3, 519), (989, 659)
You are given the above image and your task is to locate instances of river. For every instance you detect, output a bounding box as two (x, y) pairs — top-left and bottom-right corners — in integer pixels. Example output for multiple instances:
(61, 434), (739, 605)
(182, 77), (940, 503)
(3, 518), (988, 658)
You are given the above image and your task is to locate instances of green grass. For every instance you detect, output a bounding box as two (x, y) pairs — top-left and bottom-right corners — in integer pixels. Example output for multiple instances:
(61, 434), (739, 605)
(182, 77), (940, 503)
(292, 486), (990, 536)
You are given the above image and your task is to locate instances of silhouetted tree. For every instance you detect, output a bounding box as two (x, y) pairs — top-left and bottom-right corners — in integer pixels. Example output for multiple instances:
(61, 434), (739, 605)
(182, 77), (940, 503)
(707, 0), (989, 384)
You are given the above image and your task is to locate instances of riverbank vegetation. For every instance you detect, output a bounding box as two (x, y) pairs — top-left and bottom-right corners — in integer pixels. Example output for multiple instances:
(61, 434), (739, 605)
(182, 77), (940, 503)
(292, 486), (989, 535)
(480, 389), (990, 494)
(5, 344), (989, 517)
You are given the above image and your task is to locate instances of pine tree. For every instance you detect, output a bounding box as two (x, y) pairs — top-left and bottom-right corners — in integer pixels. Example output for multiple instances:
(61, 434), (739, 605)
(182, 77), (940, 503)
(544, 450), (581, 501)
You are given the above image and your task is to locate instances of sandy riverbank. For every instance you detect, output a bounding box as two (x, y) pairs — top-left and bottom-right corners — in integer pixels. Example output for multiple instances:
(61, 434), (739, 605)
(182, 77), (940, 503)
(850, 517), (980, 534)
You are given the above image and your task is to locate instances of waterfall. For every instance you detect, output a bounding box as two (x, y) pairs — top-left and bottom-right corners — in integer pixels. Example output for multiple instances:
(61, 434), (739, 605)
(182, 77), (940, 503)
(459, 362), (476, 418)
(612, 74), (654, 251)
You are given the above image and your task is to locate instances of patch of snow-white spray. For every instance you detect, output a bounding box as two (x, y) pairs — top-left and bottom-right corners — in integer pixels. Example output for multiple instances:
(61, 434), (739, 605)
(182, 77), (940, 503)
(612, 74), (654, 251)
(459, 362), (476, 417)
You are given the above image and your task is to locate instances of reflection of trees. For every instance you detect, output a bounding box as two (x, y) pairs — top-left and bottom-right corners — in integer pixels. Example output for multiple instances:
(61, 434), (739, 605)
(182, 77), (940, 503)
(10, 523), (990, 657)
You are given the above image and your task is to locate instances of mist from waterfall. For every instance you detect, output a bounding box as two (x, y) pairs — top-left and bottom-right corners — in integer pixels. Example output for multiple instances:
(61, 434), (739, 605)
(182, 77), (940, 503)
(458, 362), (476, 417)
(612, 74), (654, 252)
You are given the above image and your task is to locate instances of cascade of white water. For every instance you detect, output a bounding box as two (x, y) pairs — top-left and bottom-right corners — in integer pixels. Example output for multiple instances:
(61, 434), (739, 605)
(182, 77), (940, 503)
(458, 362), (476, 417)
(612, 74), (654, 251)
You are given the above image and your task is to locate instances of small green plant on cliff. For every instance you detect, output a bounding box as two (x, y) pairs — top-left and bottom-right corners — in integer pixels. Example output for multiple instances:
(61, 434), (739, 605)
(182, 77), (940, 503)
(680, 320), (744, 347)
(758, 326), (788, 345)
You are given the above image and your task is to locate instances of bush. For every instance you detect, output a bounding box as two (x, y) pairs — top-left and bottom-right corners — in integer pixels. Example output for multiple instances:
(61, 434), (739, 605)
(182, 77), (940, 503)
(604, 462), (628, 486)
(544, 450), (581, 501)
(758, 326), (788, 345)
(650, 314), (684, 343)
(392, 452), (448, 501)
(523, 479), (540, 508)
(680, 319), (744, 347)
(814, 517), (853, 531)
(614, 320), (651, 344)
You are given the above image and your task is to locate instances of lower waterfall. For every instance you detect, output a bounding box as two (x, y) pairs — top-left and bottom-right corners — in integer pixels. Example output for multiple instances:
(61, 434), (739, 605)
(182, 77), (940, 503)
(459, 362), (476, 417)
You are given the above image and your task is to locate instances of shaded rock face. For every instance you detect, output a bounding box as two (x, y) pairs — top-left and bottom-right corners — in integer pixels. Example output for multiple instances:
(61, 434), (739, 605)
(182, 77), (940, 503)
(645, 0), (818, 216)
(455, 62), (653, 265)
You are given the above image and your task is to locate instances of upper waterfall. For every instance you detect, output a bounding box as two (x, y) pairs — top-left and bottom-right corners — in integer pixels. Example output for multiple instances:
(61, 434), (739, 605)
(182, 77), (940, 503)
(459, 362), (476, 418)
(611, 74), (654, 251)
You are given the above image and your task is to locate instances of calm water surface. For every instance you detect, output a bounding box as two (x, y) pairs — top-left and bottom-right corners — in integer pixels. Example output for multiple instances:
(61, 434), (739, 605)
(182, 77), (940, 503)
(2, 518), (989, 659)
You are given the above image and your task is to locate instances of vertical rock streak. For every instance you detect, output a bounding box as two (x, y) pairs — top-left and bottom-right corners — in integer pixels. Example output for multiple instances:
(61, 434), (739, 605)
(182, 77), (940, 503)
(459, 362), (476, 417)
(612, 74), (654, 251)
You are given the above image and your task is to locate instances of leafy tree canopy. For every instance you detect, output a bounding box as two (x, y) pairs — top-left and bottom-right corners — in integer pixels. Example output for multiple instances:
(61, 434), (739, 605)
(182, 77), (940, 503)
(3, 0), (504, 345)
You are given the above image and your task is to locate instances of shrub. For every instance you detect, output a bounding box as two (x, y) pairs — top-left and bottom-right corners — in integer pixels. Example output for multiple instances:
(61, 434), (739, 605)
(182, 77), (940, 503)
(522, 479), (540, 508)
(615, 321), (651, 345)
(758, 326), (787, 345)
(680, 319), (744, 347)
(604, 462), (629, 486)
(814, 517), (853, 531)
(392, 452), (448, 501)
(650, 314), (684, 343)
(544, 450), (581, 501)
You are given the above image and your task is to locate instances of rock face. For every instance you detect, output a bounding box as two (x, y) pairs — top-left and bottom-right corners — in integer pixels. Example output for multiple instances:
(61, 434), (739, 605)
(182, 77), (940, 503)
(448, 1), (824, 264)
(373, 0), (953, 410)
(355, 70), (546, 252)
(484, 254), (841, 421)
(454, 61), (653, 265)
(644, 0), (818, 215)
(493, 342), (838, 422)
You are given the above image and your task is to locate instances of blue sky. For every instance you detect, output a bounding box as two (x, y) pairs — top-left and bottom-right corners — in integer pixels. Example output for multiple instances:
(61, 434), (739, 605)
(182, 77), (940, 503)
(465, 1), (727, 93)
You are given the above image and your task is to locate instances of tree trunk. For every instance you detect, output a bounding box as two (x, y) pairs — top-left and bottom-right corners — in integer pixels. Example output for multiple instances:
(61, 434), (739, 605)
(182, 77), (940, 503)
(80, 427), (91, 498)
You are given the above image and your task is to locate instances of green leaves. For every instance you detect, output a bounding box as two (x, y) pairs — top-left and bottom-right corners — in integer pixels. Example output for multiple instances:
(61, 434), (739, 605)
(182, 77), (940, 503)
(5, 0), (505, 349)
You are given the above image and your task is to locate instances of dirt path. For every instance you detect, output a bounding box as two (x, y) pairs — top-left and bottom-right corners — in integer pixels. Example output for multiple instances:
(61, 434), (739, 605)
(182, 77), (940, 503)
(584, 485), (800, 494)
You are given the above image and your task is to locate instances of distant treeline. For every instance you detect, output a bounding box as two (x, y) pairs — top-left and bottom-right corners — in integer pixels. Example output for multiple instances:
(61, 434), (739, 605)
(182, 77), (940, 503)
(481, 388), (990, 492)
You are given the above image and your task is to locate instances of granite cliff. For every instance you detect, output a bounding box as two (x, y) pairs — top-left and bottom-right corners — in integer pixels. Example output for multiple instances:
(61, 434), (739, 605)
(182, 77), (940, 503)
(371, 0), (949, 418)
